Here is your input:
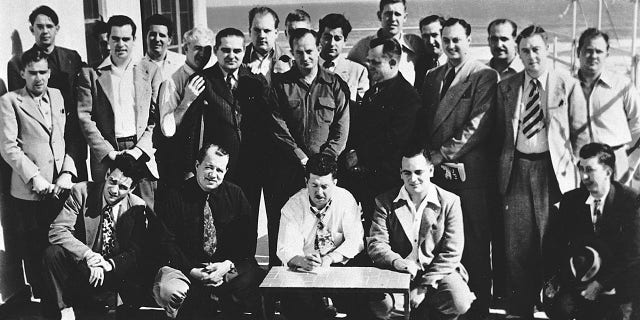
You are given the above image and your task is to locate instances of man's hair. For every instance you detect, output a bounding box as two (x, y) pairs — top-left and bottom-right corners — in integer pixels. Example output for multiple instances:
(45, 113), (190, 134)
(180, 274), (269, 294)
(183, 26), (215, 48)
(93, 20), (109, 37)
(20, 47), (49, 70)
(318, 13), (353, 39)
(516, 25), (547, 46)
(306, 154), (338, 179)
(487, 18), (518, 37)
(288, 28), (319, 48)
(196, 143), (230, 164)
(29, 5), (59, 26)
(110, 153), (147, 185)
(443, 18), (472, 36)
(379, 0), (406, 12)
(144, 14), (174, 37)
(579, 143), (616, 178)
(215, 27), (245, 50)
(286, 9), (311, 26)
(106, 15), (137, 38)
(419, 15), (445, 30)
(578, 28), (610, 53)
(370, 28), (402, 61)
(249, 6), (280, 29)
(401, 144), (432, 163)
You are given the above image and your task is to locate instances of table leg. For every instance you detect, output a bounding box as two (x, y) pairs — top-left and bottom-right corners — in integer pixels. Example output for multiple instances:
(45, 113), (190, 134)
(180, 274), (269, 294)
(404, 291), (410, 320)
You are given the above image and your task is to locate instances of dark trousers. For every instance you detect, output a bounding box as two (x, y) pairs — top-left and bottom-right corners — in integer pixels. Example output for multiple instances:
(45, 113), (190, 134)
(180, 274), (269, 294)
(546, 288), (633, 320)
(13, 196), (65, 298)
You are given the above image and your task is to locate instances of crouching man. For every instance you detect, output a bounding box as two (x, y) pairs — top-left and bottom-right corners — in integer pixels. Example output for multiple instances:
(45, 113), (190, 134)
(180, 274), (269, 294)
(367, 146), (475, 320)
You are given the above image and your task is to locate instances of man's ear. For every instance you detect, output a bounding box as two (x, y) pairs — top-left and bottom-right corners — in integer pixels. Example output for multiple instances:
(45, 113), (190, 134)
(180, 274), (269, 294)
(29, 25), (35, 35)
(20, 69), (26, 80)
(377, 11), (382, 22)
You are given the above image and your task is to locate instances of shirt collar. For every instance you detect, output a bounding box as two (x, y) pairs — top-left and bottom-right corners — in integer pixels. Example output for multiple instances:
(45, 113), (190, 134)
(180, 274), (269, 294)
(578, 69), (614, 89)
(394, 183), (440, 209)
(319, 55), (343, 68)
(489, 55), (524, 73)
(585, 185), (611, 205)
(524, 69), (549, 91)
(219, 64), (239, 80)
(182, 63), (196, 76)
(97, 56), (137, 71)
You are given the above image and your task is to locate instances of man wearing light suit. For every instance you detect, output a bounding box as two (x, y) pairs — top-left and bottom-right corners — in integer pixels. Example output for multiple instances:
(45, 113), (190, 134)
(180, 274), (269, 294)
(413, 17), (498, 320)
(0, 48), (76, 298)
(495, 25), (588, 319)
(77, 15), (161, 210)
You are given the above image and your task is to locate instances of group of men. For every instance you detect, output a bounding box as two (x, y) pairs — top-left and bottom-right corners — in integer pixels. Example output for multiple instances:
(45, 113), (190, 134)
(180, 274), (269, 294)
(2, 0), (640, 319)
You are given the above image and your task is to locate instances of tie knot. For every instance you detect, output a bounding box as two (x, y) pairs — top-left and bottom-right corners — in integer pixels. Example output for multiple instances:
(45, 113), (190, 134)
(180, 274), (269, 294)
(323, 60), (335, 69)
(530, 78), (539, 88)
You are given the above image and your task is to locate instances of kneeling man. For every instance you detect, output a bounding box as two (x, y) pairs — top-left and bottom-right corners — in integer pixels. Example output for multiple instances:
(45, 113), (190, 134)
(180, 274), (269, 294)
(367, 146), (475, 320)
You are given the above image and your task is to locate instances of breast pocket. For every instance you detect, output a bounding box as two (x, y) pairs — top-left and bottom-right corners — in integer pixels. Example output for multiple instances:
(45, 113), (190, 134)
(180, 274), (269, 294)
(315, 97), (336, 123)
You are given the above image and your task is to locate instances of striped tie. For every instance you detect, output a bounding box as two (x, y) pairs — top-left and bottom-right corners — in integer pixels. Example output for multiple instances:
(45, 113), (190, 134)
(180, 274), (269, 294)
(522, 79), (545, 139)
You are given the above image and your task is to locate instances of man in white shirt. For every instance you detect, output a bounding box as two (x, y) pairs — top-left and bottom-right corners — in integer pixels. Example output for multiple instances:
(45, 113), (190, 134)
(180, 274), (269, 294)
(487, 19), (524, 81)
(142, 14), (186, 81)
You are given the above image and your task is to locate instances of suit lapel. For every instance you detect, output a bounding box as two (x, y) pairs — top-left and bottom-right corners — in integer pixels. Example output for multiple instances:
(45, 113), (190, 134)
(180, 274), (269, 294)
(134, 63), (152, 133)
(508, 73), (525, 142)
(393, 200), (415, 242)
(97, 68), (116, 113)
(48, 89), (65, 135)
(210, 64), (235, 105)
(545, 72), (565, 128)
(84, 182), (104, 248)
(431, 61), (474, 133)
(17, 88), (50, 132)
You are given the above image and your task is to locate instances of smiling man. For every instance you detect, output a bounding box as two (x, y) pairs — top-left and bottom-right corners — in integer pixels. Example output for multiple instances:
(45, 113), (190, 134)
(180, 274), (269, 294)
(575, 28), (640, 185)
(487, 19), (523, 80)
(142, 14), (186, 81)
(415, 15), (446, 89)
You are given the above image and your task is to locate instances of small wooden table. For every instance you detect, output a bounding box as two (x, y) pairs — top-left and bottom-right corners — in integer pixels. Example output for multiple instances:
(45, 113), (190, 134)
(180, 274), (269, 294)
(260, 266), (411, 319)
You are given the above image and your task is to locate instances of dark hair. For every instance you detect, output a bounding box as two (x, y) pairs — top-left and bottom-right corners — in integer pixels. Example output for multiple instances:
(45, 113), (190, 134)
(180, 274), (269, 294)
(288, 28), (319, 48)
(318, 13), (353, 39)
(107, 15), (137, 38)
(578, 28), (610, 53)
(443, 18), (472, 36)
(370, 29), (402, 61)
(516, 25), (547, 46)
(93, 20), (109, 37)
(29, 5), (59, 26)
(579, 143), (616, 178)
(144, 14), (174, 37)
(286, 9), (311, 25)
(487, 18), (518, 37)
(20, 48), (49, 70)
(401, 144), (432, 163)
(249, 6), (280, 29)
(215, 27), (245, 50)
(110, 153), (147, 185)
(379, 0), (406, 13)
(306, 154), (338, 179)
(419, 15), (444, 30)
(196, 143), (230, 164)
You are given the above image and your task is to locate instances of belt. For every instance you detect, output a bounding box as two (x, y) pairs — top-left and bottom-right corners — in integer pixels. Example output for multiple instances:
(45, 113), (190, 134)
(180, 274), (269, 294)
(514, 150), (549, 161)
(116, 135), (136, 143)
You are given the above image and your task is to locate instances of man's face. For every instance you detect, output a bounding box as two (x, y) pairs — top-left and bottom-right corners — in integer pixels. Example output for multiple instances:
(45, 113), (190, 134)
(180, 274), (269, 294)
(250, 13), (278, 55)
(442, 23), (471, 65)
(185, 38), (212, 70)
(488, 22), (517, 62)
(377, 2), (407, 36)
(400, 154), (434, 197)
(307, 173), (337, 209)
(195, 148), (229, 193)
(146, 24), (172, 59)
(109, 24), (136, 62)
(216, 36), (245, 73)
(579, 35), (608, 76)
(30, 14), (59, 48)
(578, 156), (612, 196)
(366, 45), (395, 83)
(22, 60), (50, 96)
(103, 168), (135, 206)
(292, 33), (320, 74)
(286, 20), (311, 39)
(519, 34), (549, 77)
(421, 21), (443, 56)
(320, 27), (346, 60)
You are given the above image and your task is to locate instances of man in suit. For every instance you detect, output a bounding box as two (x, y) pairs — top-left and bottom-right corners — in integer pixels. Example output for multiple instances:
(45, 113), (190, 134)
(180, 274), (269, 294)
(284, 9), (312, 40)
(77, 15), (161, 210)
(318, 13), (369, 103)
(7, 5), (87, 180)
(413, 17), (498, 319)
(545, 143), (640, 320)
(367, 147), (474, 320)
(415, 15), (446, 90)
(348, 0), (425, 86)
(244, 6), (292, 84)
(575, 28), (640, 185)
(344, 33), (420, 230)
(0, 48), (77, 299)
(487, 19), (524, 81)
(153, 144), (265, 319)
(42, 156), (149, 319)
(142, 14), (187, 82)
(495, 25), (588, 319)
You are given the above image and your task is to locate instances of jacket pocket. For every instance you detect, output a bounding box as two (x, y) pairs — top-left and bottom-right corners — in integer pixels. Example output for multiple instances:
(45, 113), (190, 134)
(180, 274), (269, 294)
(316, 97), (336, 123)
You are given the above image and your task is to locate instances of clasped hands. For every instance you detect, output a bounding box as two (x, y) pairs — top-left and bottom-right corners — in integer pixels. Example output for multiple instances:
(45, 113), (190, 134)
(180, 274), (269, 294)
(289, 253), (333, 272)
(31, 172), (73, 199)
(190, 260), (234, 287)
(83, 251), (113, 287)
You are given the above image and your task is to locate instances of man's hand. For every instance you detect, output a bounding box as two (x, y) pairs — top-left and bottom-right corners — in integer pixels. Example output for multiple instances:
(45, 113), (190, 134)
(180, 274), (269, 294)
(31, 175), (51, 195)
(53, 173), (73, 197)
(321, 255), (334, 268)
(184, 75), (205, 104)
(84, 251), (105, 268)
(300, 157), (309, 167)
(289, 253), (322, 271)
(107, 151), (121, 161)
(430, 150), (444, 166)
(203, 261), (234, 286)
(393, 259), (419, 279)
(581, 280), (604, 301)
(345, 150), (358, 169)
(88, 266), (105, 287)
(96, 259), (114, 272)
(409, 286), (427, 309)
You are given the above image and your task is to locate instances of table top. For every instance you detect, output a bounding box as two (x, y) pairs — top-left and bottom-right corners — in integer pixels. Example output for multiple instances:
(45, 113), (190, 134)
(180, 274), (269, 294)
(260, 266), (410, 293)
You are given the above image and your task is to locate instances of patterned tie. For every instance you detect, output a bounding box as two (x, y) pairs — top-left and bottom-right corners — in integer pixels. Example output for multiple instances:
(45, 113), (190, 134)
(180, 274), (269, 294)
(311, 200), (334, 256)
(522, 79), (545, 139)
(440, 67), (456, 100)
(594, 199), (602, 233)
(203, 194), (217, 257)
(226, 73), (235, 95)
(101, 206), (116, 256)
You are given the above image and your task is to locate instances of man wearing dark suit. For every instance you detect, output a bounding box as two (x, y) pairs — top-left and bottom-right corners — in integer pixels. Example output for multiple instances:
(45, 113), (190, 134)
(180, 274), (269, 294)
(413, 17), (498, 319)
(344, 33), (421, 230)
(0, 48), (77, 299)
(77, 15), (161, 210)
(495, 25), (588, 319)
(42, 156), (149, 319)
(7, 5), (87, 180)
(153, 144), (264, 319)
(545, 143), (640, 320)
(244, 6), (292, 84)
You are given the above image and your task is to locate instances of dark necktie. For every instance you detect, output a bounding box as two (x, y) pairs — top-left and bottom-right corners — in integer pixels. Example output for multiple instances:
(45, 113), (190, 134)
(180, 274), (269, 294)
(203, 194), (217, 257)
(522, 79), (545, 139)
(311, 200), (333, 256)
(594, 199), (602, 233)
(101, 206), (116, 256)
(440, 67), (456, 100)
(323, 60), (335, 70)
(226, 73), (235, 96)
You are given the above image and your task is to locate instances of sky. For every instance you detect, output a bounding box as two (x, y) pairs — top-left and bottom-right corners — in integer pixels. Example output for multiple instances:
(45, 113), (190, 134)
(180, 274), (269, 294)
(209, 0), (376, 7)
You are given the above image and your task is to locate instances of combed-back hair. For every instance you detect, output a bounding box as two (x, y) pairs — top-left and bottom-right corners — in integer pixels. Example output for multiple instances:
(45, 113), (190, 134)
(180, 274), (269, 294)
(306, 154), (338, 179)
(318, 13), (353, 39)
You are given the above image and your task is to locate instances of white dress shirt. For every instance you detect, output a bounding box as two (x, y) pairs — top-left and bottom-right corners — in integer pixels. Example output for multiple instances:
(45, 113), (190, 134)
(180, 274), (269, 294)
(516, 70), (550, 153)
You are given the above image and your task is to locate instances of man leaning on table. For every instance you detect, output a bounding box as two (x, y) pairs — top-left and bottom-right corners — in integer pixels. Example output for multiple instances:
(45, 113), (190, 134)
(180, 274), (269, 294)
(367, 145), (474, 320)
